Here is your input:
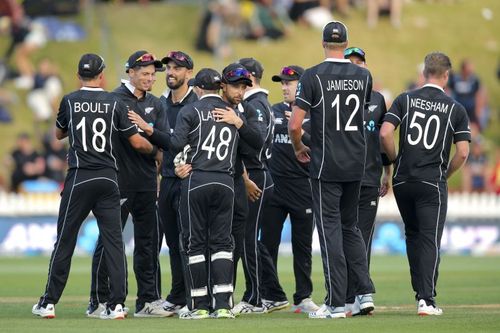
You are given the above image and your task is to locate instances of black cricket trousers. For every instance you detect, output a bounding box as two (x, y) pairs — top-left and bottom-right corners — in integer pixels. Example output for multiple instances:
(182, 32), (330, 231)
(310, 179), (374, 307)
(393, 181), (447, 302)
(260, 175), (314, 305)
(40, 168), (126, 308)
(179, 171), (235, 311)
(90, 190), (161, 308)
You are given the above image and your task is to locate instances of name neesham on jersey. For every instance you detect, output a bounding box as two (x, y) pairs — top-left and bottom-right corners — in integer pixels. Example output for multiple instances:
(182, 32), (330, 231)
(73, 102), (111, 114)
(326, 79), (364, 91)
(410, 98), (449, 114)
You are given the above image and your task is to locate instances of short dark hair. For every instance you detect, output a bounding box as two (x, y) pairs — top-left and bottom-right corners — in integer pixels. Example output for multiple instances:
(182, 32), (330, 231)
(423, 52), (451, 79)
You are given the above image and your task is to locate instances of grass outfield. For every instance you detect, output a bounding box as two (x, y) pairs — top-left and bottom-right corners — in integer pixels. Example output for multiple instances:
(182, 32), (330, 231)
(0, 255), (499, 332)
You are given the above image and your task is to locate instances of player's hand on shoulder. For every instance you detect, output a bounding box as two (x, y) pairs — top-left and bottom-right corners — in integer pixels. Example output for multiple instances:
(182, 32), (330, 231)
(175, 163), (192, 179)
(128, 110), (152, 133)
(213, 107), (243, 128)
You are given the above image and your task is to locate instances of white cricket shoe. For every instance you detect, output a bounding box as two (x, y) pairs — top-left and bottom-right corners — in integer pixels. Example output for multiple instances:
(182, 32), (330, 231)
(86, 302), (106, 318)
(179, 309), (210, 320)
(357, 294), (375, 315)
(134, 299), (174, 318)
(162, 300), (184, 314)
(309, 304), (346, 319)
(100, 304), (125, 320)
(262, 299), (289, 313)
(232, 301), (267, 315)
(291, 298), (320, 314)
(417, 299), (443, 316)
(32, 303), (55, 319)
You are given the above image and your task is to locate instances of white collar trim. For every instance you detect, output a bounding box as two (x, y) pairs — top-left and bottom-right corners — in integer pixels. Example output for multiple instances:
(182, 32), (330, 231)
(324, 58), (351, 63)
(162, 86), (194, 104)
(80, 87), (104, 91)
(423, 83), (445, 93)
(200, 94), (222, 100)
(244, 88), (269, 100)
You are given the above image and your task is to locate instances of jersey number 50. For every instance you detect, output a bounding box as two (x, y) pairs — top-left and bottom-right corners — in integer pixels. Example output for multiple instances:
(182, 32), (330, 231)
(407, 111), (440, 149)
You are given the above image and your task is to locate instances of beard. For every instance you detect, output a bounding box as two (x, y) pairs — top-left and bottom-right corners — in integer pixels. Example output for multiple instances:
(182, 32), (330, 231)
(167, 76), (185, 90)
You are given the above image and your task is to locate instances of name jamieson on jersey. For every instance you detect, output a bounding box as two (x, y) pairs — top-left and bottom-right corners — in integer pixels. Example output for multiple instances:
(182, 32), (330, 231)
(326, 79), (364, 91)
(410, 98), (449, 114)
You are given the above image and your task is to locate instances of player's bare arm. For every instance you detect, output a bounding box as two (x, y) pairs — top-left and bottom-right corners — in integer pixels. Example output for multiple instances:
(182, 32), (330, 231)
(380, 122), (397, 163)
(55, 128), (68, 140)
(380, 165), (392, 197)
(447, 141), (470, 179)
(289, 105), (310, 163)
(128, 133), (154, 154)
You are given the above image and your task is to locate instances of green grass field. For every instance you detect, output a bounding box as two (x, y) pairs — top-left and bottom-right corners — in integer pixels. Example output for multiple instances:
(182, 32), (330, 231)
(1, 255), (499, 332)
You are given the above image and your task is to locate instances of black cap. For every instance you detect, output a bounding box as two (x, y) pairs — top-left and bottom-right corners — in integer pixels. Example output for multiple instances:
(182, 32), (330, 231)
(238, 57), (263, 79)
(78, 53), (105, 78)
(322, 21), (348, 43)
(193, 68), (222, 90)
(271, 65), (304, 82)
(161, 51), (194, 69)
(344, 47), (366, 62)
(125, 50), (163, 73)
(222, 63), (253, 87)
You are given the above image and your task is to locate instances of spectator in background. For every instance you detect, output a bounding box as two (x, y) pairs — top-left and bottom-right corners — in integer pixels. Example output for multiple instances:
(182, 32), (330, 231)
(195, 0), (241, 58)
(27, 58), (63, 138)
(6, 132), (46, 192)
(241, 0), (292, 41)
(448, 59), (482, 132)
(0, 0), (47, 89)
(43, 131), (67, 186)
(461, 136), (488, 193)
(490, 149), (500, 195)
(288, 0), (333, 29)
(367, 0), (403, 28)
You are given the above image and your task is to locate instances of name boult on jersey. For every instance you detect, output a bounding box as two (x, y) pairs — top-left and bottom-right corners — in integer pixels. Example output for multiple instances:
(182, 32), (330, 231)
(326, 79), (364, 91)
(74, 102), (110, 113)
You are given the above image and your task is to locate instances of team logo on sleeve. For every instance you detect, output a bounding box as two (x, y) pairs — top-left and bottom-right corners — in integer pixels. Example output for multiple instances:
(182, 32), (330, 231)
(256, 109), (264, 122)
(368, 105), (378, 113)
(296, 82), (302, 97)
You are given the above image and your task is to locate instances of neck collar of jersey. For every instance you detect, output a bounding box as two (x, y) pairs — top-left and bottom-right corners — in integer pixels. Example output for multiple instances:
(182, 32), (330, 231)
(324, 58), (351, 63)
(121, 79), (146, 99)
(244, 88), (269, 101)
(163, 85), (194, 104)
(422, 83), (445, 93)
(80, 87), (104, 91)
(200, 93), (222, 100)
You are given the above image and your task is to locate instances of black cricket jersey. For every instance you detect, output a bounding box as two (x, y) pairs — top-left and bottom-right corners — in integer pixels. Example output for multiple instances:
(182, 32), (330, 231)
(269, 102), (308, 178)
(160, 87), (198, 178)
(56, 87), (138, 171)
(384, 84), (471, 183)
(169, 94), (239, 174)
(362, 91), (387, 187)
(295, 58), (372, 182)
(112, 81), (168, 191)
(239, 89), (274, 171)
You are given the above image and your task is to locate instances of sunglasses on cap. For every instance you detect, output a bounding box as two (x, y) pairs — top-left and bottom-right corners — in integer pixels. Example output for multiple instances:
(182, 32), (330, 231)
(281, 66), (300, 76)
(344, 47), (366, 58)
(135, 53), (157, 63)
(167, 51), (188, 62)
(225, 68), (251, 79)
